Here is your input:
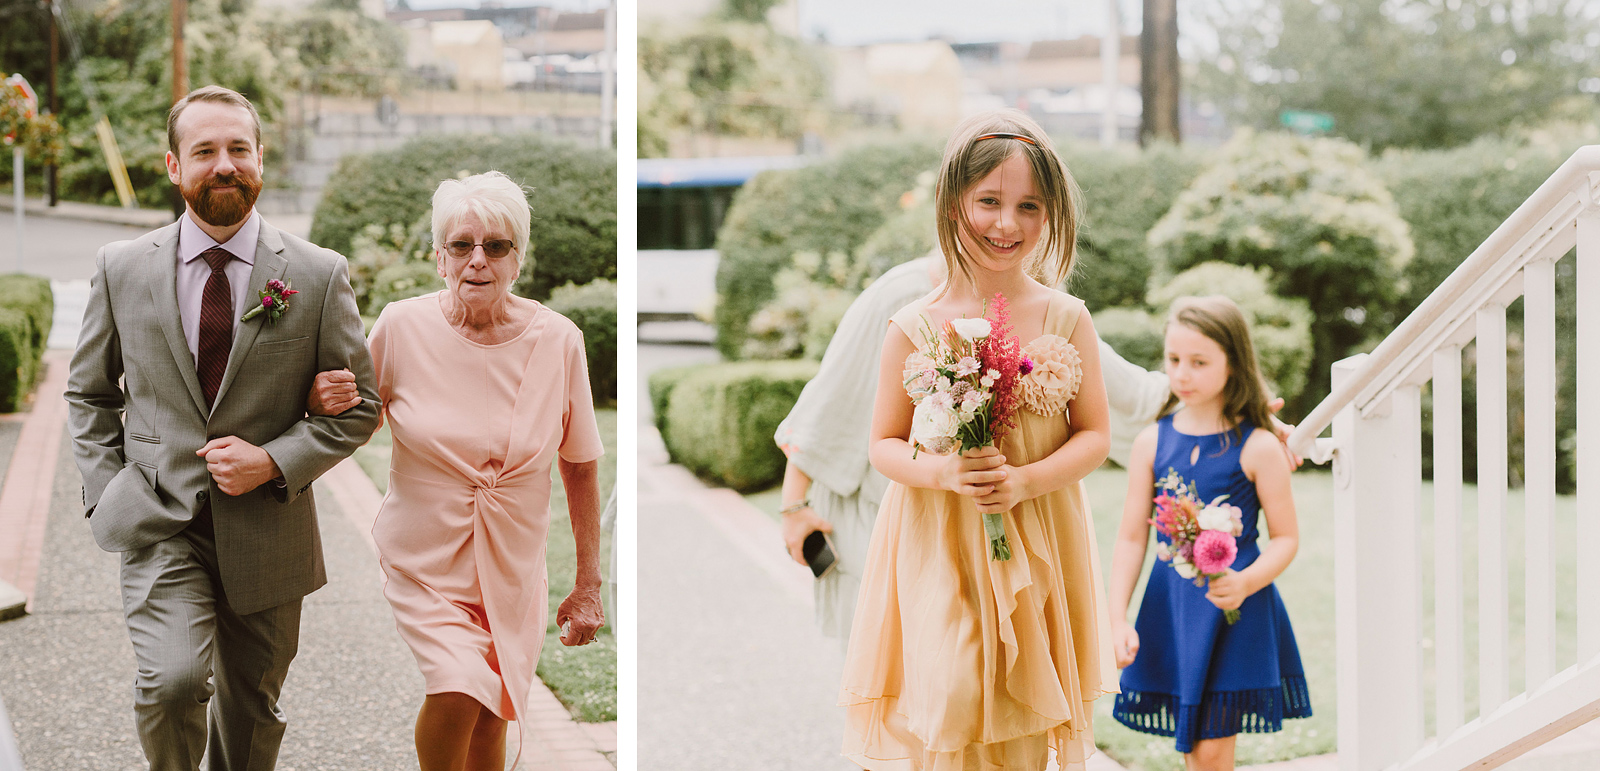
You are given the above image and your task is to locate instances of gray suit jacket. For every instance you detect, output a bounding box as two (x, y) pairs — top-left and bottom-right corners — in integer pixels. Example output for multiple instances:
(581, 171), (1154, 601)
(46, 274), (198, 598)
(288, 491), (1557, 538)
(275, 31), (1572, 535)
(65, 218), (381, 615)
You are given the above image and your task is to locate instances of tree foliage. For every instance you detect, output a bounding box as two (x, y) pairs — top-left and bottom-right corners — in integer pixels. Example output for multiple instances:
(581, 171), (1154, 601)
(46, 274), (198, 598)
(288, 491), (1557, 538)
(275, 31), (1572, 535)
(638, 17), (827, 158)
(1193, 0), (1600, 150)
(0, 0), (402, 207)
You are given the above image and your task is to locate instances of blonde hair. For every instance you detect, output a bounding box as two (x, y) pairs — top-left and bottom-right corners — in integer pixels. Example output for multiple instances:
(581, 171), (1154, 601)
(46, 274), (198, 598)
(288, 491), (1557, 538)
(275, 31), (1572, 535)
(934, 109), (1081, 293)
(1160, 296), (1277, 443)
(431, 171), (532, 267)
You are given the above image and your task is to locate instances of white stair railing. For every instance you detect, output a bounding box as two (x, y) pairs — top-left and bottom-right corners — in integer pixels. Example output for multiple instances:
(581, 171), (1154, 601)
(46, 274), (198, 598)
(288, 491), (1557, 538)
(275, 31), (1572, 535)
(1288, 146), (1600, 771)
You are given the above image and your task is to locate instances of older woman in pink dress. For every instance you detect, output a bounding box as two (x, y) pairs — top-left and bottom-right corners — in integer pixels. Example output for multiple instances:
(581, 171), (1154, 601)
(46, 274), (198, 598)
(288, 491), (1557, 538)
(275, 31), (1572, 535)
(315, 170), (605, 769)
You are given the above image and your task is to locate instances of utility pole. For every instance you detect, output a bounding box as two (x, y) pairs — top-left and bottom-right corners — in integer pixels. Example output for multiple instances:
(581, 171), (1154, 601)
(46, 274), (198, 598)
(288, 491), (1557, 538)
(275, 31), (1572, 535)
(47, 0), (59, 205)
(1101, 0), (1121, 146)
(172, 0), (188, 104)
(1139, 0), (1180, 146)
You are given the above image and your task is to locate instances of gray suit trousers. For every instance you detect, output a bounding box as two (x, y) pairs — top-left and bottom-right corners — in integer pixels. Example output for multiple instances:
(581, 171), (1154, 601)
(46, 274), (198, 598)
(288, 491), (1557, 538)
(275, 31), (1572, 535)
(120, 516), (302, 771)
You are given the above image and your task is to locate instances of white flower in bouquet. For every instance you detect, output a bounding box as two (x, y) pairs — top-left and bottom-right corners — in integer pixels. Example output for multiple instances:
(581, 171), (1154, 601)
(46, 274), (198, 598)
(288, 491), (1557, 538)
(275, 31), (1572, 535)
(1172, 555), (1198, 579)
(1197, 504), (1240, 534)
(955, 356), (981, 377)
(950, 317), (991, 342)
(911, 397), (959, 453)
(980, 368), (1000, 388)
(1155, 541), (1171, 561)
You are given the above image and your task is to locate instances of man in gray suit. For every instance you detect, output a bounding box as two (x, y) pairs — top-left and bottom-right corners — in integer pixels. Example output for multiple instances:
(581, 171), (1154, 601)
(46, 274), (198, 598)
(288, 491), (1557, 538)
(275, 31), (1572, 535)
(64, 85), (380, 770)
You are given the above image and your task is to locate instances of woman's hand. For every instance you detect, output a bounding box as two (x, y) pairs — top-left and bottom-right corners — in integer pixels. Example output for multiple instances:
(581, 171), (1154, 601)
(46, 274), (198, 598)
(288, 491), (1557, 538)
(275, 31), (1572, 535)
(938, 446), (1008, 496)
(1113, 621), (1140, 669)
(973, 463), (1032, 514)
(1204, 570), (1255, 612)
(781, 505), (833, 566)
(307, 368), (360, 417)
(557, 581), (605, 646)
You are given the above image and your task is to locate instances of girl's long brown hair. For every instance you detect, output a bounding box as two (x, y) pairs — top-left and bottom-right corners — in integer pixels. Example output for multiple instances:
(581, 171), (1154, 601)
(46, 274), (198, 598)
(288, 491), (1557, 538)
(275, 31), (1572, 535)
(934, 110), (1081, 295)
(1160, 296), (1277, 445)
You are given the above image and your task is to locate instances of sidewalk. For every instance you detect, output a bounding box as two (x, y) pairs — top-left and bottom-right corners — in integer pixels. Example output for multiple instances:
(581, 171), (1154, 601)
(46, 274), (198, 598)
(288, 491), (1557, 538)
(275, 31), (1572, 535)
(0, 194), (174, 229)
(0, 351), (614, 770)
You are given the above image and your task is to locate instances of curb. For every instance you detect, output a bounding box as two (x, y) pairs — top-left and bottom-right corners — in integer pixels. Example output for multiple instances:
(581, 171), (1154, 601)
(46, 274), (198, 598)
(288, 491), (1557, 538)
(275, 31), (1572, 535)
(0, 195), (175, 229)
(321, 458), (619, 771)
(0, 349), (70, 614)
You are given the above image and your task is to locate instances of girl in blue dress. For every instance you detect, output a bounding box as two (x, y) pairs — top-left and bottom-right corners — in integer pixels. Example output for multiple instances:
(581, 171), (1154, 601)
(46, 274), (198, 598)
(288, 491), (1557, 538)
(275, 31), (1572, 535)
(1107, 296), (1311, 771)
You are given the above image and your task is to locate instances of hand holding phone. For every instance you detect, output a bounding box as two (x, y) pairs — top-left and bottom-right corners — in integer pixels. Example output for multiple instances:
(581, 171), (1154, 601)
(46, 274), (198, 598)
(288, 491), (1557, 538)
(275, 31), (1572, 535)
(802, 529), (837, 579)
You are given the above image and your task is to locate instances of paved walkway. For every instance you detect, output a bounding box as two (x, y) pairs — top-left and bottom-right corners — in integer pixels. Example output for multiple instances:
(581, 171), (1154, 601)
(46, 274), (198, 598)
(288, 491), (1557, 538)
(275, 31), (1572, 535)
(0, 350), (614, 770)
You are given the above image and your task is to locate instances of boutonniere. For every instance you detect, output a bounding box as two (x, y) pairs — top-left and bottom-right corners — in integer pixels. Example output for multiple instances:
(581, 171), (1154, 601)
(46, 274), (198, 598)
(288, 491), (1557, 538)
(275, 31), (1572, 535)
(240, 278), (300, 324)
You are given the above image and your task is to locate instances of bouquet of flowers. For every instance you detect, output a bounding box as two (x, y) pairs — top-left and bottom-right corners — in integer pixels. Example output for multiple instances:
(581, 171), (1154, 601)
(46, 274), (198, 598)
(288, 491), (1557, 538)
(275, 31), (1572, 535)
(1149, 468), (1246, 624)
(903, 294), (1029, 560)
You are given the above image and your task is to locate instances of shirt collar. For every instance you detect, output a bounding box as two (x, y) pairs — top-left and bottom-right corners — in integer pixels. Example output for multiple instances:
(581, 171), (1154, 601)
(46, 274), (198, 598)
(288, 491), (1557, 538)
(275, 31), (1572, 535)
(178, 210), (260, 266)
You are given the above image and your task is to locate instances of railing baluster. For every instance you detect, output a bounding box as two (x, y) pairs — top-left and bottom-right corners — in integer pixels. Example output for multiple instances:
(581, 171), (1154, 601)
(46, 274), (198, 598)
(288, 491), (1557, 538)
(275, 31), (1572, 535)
(1478, 303), (1509, 714)
(1525, 259), (1558, 691)
(1580, 205), (1600, 661)
(1434, 345), (1465, 736)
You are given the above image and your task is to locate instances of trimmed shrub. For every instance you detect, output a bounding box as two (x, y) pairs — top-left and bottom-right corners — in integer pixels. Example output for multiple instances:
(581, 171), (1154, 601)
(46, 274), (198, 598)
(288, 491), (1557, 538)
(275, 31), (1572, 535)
(1094, 306), (1165, 373)
(660, 360), (819, 491)
(368, 262), (444, 317)
(1060, 141), (1204, 311)
(0, 275), (52, 411)
(714, 141), (941, 358)
(0, 308), (32, 412)
(1148, 130), (1414, 414)
(547, 279), (618, 406)
(648, 365), (701, 445)
(309, 133), (616, 302)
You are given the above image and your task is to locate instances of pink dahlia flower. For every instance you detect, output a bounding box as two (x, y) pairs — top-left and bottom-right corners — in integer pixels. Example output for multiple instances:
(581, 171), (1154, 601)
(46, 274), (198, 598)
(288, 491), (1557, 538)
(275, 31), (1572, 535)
(1192, 530), (1237, 575)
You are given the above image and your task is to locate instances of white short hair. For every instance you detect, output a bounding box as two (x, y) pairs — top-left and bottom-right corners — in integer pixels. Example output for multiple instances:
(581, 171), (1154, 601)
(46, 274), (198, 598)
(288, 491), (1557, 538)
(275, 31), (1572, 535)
(430, 171), (532, 266)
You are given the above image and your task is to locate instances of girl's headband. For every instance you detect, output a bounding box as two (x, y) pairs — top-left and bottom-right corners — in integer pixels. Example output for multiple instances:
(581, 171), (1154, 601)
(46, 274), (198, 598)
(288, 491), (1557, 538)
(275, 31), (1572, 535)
(974, 132), (1037, 145)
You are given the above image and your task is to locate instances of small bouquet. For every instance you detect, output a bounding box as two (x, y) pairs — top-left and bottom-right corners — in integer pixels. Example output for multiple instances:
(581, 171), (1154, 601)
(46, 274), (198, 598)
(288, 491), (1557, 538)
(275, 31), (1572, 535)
(1149, 468), (1246, 624)
(903, 294), (1029, 560)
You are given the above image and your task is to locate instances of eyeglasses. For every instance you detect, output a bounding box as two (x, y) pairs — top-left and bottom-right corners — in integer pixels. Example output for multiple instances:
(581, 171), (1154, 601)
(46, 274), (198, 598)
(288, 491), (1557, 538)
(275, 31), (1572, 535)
(443, 239), (516, 259)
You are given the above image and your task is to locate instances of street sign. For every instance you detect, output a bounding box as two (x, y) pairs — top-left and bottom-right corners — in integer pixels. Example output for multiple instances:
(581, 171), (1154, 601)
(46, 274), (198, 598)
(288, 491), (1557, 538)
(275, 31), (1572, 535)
(1280, 109), (1334, 135)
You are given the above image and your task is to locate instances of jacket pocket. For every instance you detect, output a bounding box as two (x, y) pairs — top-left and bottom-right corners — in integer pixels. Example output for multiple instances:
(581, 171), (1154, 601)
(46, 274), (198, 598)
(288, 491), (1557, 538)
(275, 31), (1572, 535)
(254, 336), (312, 356)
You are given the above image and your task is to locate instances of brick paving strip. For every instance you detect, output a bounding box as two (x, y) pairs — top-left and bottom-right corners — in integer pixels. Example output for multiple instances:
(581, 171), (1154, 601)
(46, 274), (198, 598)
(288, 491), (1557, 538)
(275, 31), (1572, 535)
(0, 349), (70, 614)
(321, 458), (618, 771)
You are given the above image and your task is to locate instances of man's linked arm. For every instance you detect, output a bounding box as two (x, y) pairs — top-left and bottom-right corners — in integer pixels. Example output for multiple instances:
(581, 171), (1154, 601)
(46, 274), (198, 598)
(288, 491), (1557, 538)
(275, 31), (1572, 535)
(260, 258), (380, 502)
(63, 249), (126, 516)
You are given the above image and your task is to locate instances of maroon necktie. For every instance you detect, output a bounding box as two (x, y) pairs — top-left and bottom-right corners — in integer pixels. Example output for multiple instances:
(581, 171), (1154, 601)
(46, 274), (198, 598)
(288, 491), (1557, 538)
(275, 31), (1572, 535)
(197, 247), (234, 409)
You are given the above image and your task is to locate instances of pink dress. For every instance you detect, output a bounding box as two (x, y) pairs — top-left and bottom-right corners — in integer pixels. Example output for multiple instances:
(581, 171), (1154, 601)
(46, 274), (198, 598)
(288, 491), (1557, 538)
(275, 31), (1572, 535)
(369, 292), (604, 721)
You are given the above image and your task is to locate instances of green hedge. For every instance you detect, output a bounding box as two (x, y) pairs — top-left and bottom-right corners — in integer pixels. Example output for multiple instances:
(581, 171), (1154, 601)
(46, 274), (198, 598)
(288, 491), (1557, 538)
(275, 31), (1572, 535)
(713, 141), (941, 358)
(648, 365), (700, 448)
(546, 279), (618, 406)
(657, 360), (818, 491)
(309, 133), (616, 302)
(0, 275), (52, 412)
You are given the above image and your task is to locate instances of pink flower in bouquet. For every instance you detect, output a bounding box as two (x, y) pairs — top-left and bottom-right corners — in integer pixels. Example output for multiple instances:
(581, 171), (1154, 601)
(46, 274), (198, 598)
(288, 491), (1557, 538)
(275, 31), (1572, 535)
(261, 295), (275, 308)
(1192, 530), (1238, 575)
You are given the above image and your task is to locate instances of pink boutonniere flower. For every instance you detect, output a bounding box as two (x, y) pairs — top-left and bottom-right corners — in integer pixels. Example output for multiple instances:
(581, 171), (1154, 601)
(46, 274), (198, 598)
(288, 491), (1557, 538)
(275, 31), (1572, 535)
(240, 278), (300, 324)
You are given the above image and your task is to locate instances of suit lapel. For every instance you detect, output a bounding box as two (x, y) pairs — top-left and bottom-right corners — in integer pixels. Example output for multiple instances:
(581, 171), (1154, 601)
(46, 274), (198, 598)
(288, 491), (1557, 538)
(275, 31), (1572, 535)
(146, 224), (210, 417)
(210, 221), (288, 411)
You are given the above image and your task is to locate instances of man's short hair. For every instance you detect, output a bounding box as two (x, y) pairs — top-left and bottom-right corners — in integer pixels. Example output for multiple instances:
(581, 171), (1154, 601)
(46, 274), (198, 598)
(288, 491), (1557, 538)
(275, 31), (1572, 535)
(166, 85), (262, 155)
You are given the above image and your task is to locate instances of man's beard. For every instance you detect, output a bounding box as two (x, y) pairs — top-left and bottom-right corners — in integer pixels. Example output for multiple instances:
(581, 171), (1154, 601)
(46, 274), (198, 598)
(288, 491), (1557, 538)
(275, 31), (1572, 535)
(181, 170), (262, 227)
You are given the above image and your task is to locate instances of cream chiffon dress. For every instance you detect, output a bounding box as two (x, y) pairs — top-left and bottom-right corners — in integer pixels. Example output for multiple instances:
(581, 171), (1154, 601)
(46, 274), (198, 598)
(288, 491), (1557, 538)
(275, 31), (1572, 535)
(841, 290), (1118, 771)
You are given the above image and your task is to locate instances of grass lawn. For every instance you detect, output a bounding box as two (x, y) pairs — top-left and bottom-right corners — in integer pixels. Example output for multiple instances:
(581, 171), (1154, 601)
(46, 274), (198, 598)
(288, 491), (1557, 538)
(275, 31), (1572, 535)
(352, 408), (619, 723)
(748, 465), (1580, 769)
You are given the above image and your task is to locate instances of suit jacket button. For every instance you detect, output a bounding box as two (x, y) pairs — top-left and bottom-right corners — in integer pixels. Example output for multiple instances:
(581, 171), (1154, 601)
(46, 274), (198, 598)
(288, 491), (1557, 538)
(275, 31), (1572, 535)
(196, 490), (209, 503)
